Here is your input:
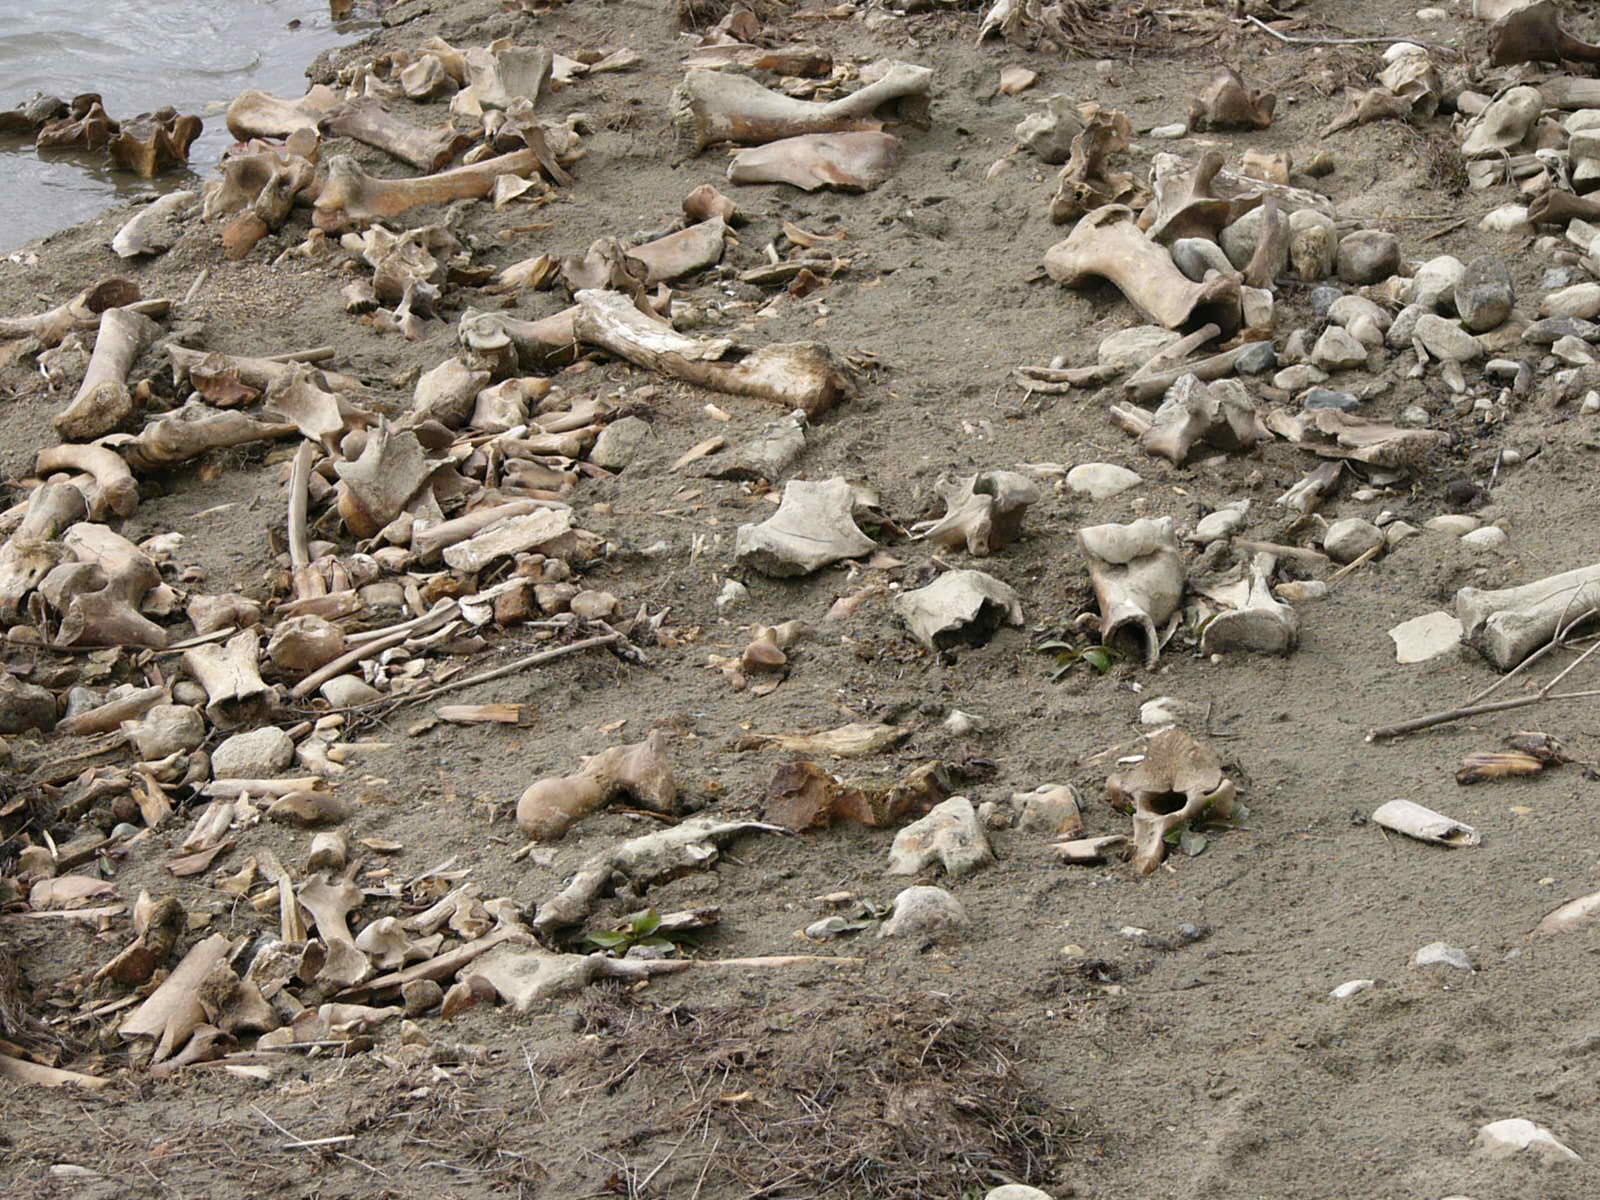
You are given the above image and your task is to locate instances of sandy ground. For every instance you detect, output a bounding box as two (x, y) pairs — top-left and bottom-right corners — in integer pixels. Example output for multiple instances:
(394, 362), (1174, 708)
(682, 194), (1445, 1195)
(4, 0), (1600, 1197)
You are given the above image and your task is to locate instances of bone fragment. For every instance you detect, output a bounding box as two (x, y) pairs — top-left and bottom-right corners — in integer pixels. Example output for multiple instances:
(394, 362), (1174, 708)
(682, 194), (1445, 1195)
(517, 731), (678, 839)
(1078, 517), (1184, 668)
(113, 191), (196, 258)
(1455, 564), (1600, 670)
(225, 86), (341, 141)
(53, 307), (161, 440)
(1110, 728), (1236, 874)
(727, 132), (901, 192)
(182, 629), (271, 730)
(313, 149), (542, 231)
(0, 278), (140, 347)
(322, 98), (472, 171)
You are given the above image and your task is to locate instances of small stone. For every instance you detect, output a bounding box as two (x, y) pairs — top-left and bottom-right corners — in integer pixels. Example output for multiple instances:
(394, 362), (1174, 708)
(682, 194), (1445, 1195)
(1440, 360), (1467, 394)
(1541, 266), (1579, 290)
(1275, 580), (1327, 602)
(1282, 327), (1312, 363)
(1330, 979), (1375, 999)
(1541, 282), (1600, 320)
(1584, 391), (1600, 414)
(1170, 237), (1237, 283)
(1525, 316), (1600, 344)
(1311, 326), (1367, 370)
(1274, 364), (1328, 391)
(1483, 358), (1522, 380)
(1397, 404), (1432, 427)
(568, 589), (618, 620)
(1139, 695), (1207, 727)
(1191, 500), (1249, 544)
(212, 726), (296, 779)
(1425, 514), (1480, 535)
(1234, 340), (1275, 374)
(1414, 314), (1482, 362)
(887, 797), (993, 877)
(1301, 387), (1359, 412)
(1410, 254), (1464, 311)
(1322, 517), (1383, 563)
(320, 675), (382, 707)
(1479, 204), (1532, 235)
(985, 1188), (1055, 1200)
(1475, 1118), (1581, 1163)
(1098, 325), (1179, 369)
(1327, 295), (1390, 331)
(716, 578), (749, 612)
(1066, 462), (1141, 499)
(1412, 941), (1474, 971)
(1335, 229), (1401, 285)
(1416, 6), (1446, 19)
(1461, 525), (1508, 549)
(1455, 256), (1514, 332)
(879, 885), (969, 940)
(1240, 285), (1273, 331)
(1308, 286), (1343, 319)
(1388, 611), (1462, 663)
(1386, 304), (1426, 349)
(588, 416), (652, 470)
(1219, 205), (1273, 270)
(402, 978), (444, 1016)
(1552, 334), (1597, 365)
(0, 675), (57, 734)
(1148, 122), (1188, 139)
(1384, 520), (1419, 548)
(129, 704), (206, 759)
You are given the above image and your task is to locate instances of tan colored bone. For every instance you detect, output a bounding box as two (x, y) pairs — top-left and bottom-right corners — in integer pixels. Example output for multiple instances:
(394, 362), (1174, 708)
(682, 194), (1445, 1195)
(322, 98), (472, 171)
(516, 730), (679, 840)
(182, 628), (270, 730)
(1141, 151), (1262, 245)
(1048, 106), (1139, 225)
(36, 444), (139, 518)
(225, 85), (340, 141)
(313, 149), (541, 231)
(1078, 517), (1184, 668)
(412, 499), (554, 561)
(264, 363), (376, 452)
(0, 277), (140, 347)
(167, 345), (360, 395)
(458, 44), (553, 112)
(917, 470), (1041, 556)
(297, 872), (372, 988)
(118, 404), (297, 470)
(202, 149), (319, 221)
(54, 307), (161, 440)
(629, 218), (728, 284)
(1489, 0), (1600, 66)
(36, 94), (116, 150)
(333, 422), (435, 537)
(221, 159), (314, 259)
(1321, 88), (1415, 137)
(1111, 375), (1268, 464)
(672, 61), (931, 159)
(572, 288), (851, 417)
(1188, 68), (1275, 131)
(53, 522), (166, 647)
(727, 131), (901, 191)
(1109, 728), (1236, 874)
(458, 307), (581, 369)
(1242, 195), (1286, 290)
(1044, 205), (1242, 334)
(0, 482), (85, 620)
(120, 933), (232, 1063)
(683, 182), (738, 223)
(1199, 551), (1299, 656)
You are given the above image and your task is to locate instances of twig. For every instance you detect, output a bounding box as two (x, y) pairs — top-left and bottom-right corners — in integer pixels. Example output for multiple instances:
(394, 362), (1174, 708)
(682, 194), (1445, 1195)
(289, 600), (459, 699)
(182, 269), (208, 306)
(1367, 685), (1600, 742)
(1328, 543), (1381, 583)
(261, 346), (336, 364)
(1239, 14), (1453, 52)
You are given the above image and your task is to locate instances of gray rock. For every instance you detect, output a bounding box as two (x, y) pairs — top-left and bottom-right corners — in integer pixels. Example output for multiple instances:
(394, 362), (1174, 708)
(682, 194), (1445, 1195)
(1288, 208), (1337, 281)
(588, 416), (652, 471)
(1414, 314), (1482, 362)
(1311, 326), (1368, 371)
(1191, 500), (1249, 544)
(1456, 256), (1514, 332)
(1543, 282), (1600, 319)
(1235, 340), (1276, 374)
(1273, 364), (1328, 391)
(402, 978), (444, 1016)
(1386, 303), (1426, 349)
(129, 704), (206, 760)
(1241, 285), (1273, 331)
(1398, 404), (1432, 427)
(1346, 314), (1386, 349)
(1098, 324), (1179, 370)
(1219, 205), (1271, 269)
(887, 796), (993, 878)
(1410, 254), (1464, 312)
(1323, 517), (1383, 563)
(878, 885), (970, 940)
(1541, 265), (1579, 291)
(1301, 387), (1359, 411)
(1281, 327), (1312, 364)
(212, 726), (296, 779)
(1335, 229), (1401, 285)
(1014, 94), (1081, 164)
(1553, 334), (1597, 365)
(1170, 237), (1236, 283)
(0, 674), (56, 734)
(1412, 941), (1474, 971)
(1462, 525), (1508, 549)
(1308, 286), (1343, 319)
(1327, 295), (1391, 332)
(1525, 316), (1600, 344)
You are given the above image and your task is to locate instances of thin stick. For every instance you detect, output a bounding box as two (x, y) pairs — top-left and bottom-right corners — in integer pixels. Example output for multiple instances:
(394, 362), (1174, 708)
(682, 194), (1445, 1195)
(692, 955), (864, 968)
(1329, 543), (1381, 582)
(262, 346), (336, 364)
(1466, 607), (1600, 706)
(1240, 14), (1453, 52)
(290, 601), (459, 699)
(183, 269), (208, 306)
(1367, 687), (1600, 742)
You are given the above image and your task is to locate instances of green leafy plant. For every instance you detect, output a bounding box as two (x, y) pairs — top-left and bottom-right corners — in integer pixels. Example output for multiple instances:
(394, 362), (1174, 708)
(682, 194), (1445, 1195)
(584, 908), (696, 956)
(1037, 637), (1119, 681)
(1163, 801), (1252, 858)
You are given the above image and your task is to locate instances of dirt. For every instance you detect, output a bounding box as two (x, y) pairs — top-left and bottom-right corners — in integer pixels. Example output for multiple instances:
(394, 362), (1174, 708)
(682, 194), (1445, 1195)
(3, 0), (1600, 1197)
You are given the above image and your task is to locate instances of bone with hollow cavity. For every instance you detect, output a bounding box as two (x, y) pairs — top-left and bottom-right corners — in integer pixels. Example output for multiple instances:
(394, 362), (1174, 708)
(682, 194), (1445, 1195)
(1109, 728), (1236, 874)
(53, 307), (162, 441)
(117, 404), (299, 471)
(0, 278), (141, 347)
(182, 628), (271, 730)
(107, 108), (203, 177)
(1078, 517), (1184, 668)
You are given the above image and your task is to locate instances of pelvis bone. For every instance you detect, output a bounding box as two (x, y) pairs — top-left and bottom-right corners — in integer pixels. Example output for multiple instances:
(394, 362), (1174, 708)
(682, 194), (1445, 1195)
(1108, 728), (1236, 874)
(1078, 516), (1184, 668)
(1044, 204), (1242, 334)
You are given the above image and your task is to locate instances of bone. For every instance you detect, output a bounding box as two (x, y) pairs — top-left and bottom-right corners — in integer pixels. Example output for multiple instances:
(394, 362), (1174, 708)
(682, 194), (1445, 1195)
(36, 94), (116, 150)
(726, 131), (902, 192)
(628, 218), (728, 284)
(1461, 86), (1543, 157)
(516, 730), (678, 839)
(682, 43), (833, 75)
(263, 363), (376, 452)
(168, 345), (360, 396)
(1048, 106), (1139, 225)
(321, 98), (472, 171)
(1242, 195), (1286, 290)
(202, 148), (318, 221)
(411, 499), (553, 561)
(119, 404), (298, 471)
(734, 476), (876, 576)
(458, 45), (553, 113)
(36, 444), (139, 519)
(0, 277), (140, 347)
(683, 183), (739, 224)
(1322, 87), (1417, 137)
(573, 288), (851, 416)
(895, 570), (1025, 650)
(1078, 517), (1184, 668)
(886, 796), (992, 877)
(1198, 552), (1299, 656)
(333, 422), (435, 537)
(113, 191), (196, 258)
(297, 873), (372, 988)
(1044, 204), (1243, 334)
(672, 62), (931, 159)
(1113, 375), (1269, 463)
(1188, 67), (1275, 131)
(1142, 151), (1262, 245)
(53, 307), (162, 440)
(915, 470), (1041, 556)
(220, 158), (314, 259)
(1489, 0), (1600, 65)
(0, 482), (86, 620)
(182, 628), (271, 730)
(225, 85), (341, 141)
(1455, 563), (1600, 670)
(313, 149), (542, 231)
(107, 108), (203, 177)
(120, 933), (232, 1063)
(1109, 728), (1236, 875)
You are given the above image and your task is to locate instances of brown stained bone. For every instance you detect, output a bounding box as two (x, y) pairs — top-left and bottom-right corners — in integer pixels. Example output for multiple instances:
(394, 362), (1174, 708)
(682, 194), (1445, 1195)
(118, 404), (298, 471)
(672, 62), (932, 160)
(1490, 0), (1600, 66)
(1320, 88), (1414, 137)
(36, 444), (139, 519)
(0, 482), (85, 620)
(1044, 205), (1243, 335)
(297, 873), (373, 988)
(334, 422), (435, 537)
(1188, 68), (1275, 132)
(120, 933), (232, 1063)
(683, 182), (738, 223)
(263, 363), (376, 452)
(1242, 195), (1286, 290)
(313, 149), (542, 231)
(1529, 189), (1600, 226)
(167, 345), (360, 396)
(458, 308), (581, 370)
(221, 159), (313, 260)
(56, 523), (166, 648)
(360, 224), (455, 303)
(181, 628), (271, 730)
(0, 92), (66, 135)
(202, 149), (319, 221)
(0, 278), (140, 347)
(727, 132), (901, 192)
(516, 730), (679, 839)
(1109, 728), (1236, 875)
(1048, 105), (1139, 226)
(1078, 517), (1184, 669)
(53, 307), (162, 440)
(456, 45), (553, 114)
(1141, 150), (1262, 245)
(629, 218), (728, 284)
(572, 287), (853, 417)
(559, 238), (649, 298)
(36, 94), (117, 150)
(322, 98), (472, 172)
(107, 109), (203, 178)
(225, 85), (341, 141)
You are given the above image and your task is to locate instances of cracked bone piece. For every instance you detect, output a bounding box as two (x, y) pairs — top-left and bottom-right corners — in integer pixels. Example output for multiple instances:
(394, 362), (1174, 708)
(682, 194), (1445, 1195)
(220, 156), (313, 259)
(0, 482), (85, 620)
(118, 404), (297, 470)
(573, 288), (851, 416)
(1242, 195), (1286, 289)
(1489, 0), (1600, 66)
(1111, 375), (1268, 464)
(120, 933), (232, 1063)
(36, 444), (138, 519)
(1142, 151), (1262, 245)
(182, 628), (270, 730)
(333, 422), (435, 537)
(629, 218), (728, 284)
(1047, 105), (1138, 225)
(727, 131), (902, 192)
(1455, 563), (1600, 669)
(441, 507), (573, 573)
(167, 345), (359, 397)
(201, 148), (318, 221)
(458, 44), (553, 112)
(1188, 67), (1275, 130)
(263, 363), (375, 452)
(1078, 517), (1184, 668)
(1461, 86), (1543, 156)
(702, 410), (807, 481)
(1376, 47), (1441, 117)
(915, 470), (1040, 555)
(887, 796), (993, 878)
(107, 108), (202, 177)
(1372, 799), (1480, 847)
(1262, 407), (1448, 470)
(298, 873), (372, 988)
(1110, 728), (1236, 875)
(734, 477), (876, 576)
(517, 730), (678, 840)
(671, 62), (931, 160)
(463, 945), (687, 1012)
(322, 98), (471, 171)
(113, 191), (196, 258)
(894, 569), (1024, 650)
(312, 148), (541, 231)
(1045, 205), (1242, 334)
(413, 357), (490, 428)
(683, 182), (738, 224)
(1198, 552), (1299, 656)
(225, 85), (340, 141)
(1321, 87), (1415, 137)
(0, 277), (140, 347)
(36, 94), (116, 150)
(53, 307), (162, 440)
(1278, 460), (1343, 514)
(1015, 93), (1084, 165)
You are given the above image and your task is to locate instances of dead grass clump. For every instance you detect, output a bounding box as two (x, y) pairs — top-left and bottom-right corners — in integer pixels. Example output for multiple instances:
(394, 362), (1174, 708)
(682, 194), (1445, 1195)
(568, 988), (1085, 1198)
(1421, 133), (1470, 196)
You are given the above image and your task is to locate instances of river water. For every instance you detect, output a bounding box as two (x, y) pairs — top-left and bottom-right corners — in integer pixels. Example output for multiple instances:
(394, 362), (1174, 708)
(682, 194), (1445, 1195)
(0, 0), (370, 250)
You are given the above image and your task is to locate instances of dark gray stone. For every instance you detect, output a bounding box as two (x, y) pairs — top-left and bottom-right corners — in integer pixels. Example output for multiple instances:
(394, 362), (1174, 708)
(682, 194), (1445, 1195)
(1301, 387), (1359, 411)
(1456, 256), (1515, 333)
